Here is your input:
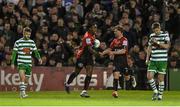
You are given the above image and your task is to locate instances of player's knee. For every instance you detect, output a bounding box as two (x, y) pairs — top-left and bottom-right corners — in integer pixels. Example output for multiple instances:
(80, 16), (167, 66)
(72, 71), (80, 76)
(114, 76), (119, 80)
(125, 75), (130, 81)
(147, 74), (153, 80)
(85, 75), (92, 80)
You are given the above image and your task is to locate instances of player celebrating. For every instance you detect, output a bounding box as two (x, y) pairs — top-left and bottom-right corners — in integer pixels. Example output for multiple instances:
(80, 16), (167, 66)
(11, 27), (42, 98)
(100, 25), (128, 98)
(64, 23), (98, 98)
(146, 22), (170, 100)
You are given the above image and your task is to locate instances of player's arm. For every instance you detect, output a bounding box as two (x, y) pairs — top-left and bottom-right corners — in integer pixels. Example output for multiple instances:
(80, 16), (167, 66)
(150, 33), (170, 49)
(112, 39), (128, 55)
(33, 50), (41, 59)
(32, 42), (42, 64)
(158, 41), (170, 49)
(100, 39), (115, 56)
(151, 38), (170, 49)
(145, 34), (154, 64)
(87, 45), (99, 56)
(100, 48), (112, 56)
(11, 42), (18, 69)
(111, 49), (126, 55)
(11, 50), (17, 65)
(156, 34), (170, 49)
(145, 44), (152, 65)
(34, 50), (42, 65)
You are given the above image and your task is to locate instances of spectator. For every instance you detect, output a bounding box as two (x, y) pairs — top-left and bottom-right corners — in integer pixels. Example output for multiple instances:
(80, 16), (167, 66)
(2, 22), (16, 48)
(52, 18), (68, 40)
(169, 56), (178, 69)
(73, 0), (84, 18)
(135, 51), (147, 90)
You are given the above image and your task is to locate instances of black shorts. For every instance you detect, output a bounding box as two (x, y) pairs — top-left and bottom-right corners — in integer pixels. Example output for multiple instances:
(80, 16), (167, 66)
(75, 56), (94, 69)
(112, 56), (128, 74)
(113, 65), (127, 73)
(113, 66), (134, 76)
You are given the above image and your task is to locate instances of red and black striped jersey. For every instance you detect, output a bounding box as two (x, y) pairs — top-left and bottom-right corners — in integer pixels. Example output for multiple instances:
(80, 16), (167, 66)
(76, 32), (95, 59)
(110, 36), (128, 55)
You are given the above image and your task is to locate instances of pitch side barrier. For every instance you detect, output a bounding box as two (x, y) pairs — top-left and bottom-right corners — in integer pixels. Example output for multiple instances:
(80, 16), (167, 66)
(0, 66), (113, 91)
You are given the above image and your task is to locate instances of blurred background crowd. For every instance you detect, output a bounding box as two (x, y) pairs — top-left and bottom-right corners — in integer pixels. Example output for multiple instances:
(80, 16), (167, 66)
(0, 0), (179, 90)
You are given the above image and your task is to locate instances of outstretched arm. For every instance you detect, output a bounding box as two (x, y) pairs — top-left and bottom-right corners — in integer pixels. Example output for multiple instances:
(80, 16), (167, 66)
(111, 49), (126, 55)
(99, 48), (112, 56)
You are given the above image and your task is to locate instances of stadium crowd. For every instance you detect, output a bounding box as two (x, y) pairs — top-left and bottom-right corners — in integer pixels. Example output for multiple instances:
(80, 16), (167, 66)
(0, 0), (179, 90)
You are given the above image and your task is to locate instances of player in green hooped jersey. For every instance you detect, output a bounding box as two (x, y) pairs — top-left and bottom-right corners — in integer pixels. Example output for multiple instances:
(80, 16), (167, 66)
(146, 22), (170, 101)
(11, 27), (42, 98)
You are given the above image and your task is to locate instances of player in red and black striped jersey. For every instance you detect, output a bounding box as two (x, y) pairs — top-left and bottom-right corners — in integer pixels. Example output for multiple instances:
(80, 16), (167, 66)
(100, 25), (128, 98)
(65, 23), (98, 98)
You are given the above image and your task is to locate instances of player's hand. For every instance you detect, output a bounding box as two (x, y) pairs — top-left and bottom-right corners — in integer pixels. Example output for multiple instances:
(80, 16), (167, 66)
(150, 38), (159, 45)
(121, 49), (126, 54)
(11, 64), (15, 70)
(108, 51), (114, 60)
(39, 59), (42, 65)
(108, 51), (114, 56)
(150, 37), (155, 44)
(145, 59), (149, 65)
(99, 52), (104, 57)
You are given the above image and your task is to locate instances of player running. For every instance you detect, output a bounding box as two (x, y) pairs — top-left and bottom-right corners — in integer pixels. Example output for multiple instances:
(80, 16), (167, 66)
(64, 23), (99, 98)
(11, 27), (42, 98)
(146, 22), (170, 100)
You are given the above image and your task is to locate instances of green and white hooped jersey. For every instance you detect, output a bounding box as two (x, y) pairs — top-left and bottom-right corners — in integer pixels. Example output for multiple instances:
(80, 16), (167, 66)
(13, 38), (37, 66)
(148, 31), (170, 61)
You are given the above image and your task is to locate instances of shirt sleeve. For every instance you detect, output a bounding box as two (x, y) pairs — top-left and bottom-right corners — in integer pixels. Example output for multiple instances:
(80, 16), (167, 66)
(148, 34), (153, 46)
(122, 39), (128, 48)
(32, 41), (37, 51)
(32, 41), (40, 59)
(13, 41), (18, 51)
(85, 38), (93, 46)
(11, 41), (18, 64)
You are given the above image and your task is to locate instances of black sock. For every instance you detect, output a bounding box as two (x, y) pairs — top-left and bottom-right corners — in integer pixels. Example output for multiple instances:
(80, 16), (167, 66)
(84, 76), (92, 90)
(113, 79), (118, 91)
(119, 76), (124, 89)
(67, 72), (79, 84)
(126, 80), (131, 90)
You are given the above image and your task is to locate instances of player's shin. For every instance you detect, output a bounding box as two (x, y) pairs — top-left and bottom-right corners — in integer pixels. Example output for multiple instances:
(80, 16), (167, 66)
(19, 71), (26, 96)
(24, 77), (29, 93)
(67, 71), (79, 85)
(113, 79), (118, 91)
(158, 81), (164, 100)
(148, 79), (158, 93)
(19, 82), (26, 95)
(84, 76), (92, 90)
(112, 78), (119, 98)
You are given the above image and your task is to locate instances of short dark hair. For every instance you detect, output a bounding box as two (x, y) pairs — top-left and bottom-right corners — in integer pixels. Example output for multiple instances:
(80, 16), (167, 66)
(151, 22), (161, 29)
(87, 23), (97, 30)
(114, 25), (123, 32)
(23, 27), (32, 32)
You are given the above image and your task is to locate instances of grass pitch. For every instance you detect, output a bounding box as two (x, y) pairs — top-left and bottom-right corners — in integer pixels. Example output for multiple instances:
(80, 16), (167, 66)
(0, 90), (180, 106)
